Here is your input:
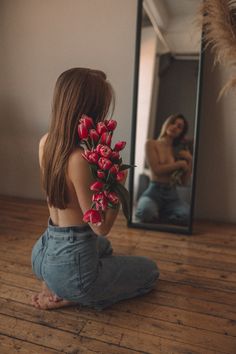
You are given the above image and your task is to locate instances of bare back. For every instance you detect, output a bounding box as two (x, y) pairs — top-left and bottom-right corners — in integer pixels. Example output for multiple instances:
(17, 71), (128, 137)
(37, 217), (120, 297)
(39, 134), (90, 227)
(39, 133), (123, 235)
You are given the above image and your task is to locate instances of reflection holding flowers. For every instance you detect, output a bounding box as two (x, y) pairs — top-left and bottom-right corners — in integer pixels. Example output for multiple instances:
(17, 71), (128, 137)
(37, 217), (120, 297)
(135, 113), (192, 225)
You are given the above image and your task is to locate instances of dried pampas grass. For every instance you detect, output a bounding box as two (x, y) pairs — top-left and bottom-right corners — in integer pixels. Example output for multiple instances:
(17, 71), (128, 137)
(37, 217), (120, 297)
(199, 0), (236, 97)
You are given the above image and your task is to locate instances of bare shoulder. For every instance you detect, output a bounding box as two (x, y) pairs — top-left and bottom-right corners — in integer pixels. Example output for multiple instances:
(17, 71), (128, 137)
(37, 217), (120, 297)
(39, 133), (48, 167)
(146, 139), (159, 149)
(146, 139), (159, 152)
(67, 148), (92, 181)
(68, 148), (87, 167)
(146, 139), (155, 147)
(39, 133), (48, 149)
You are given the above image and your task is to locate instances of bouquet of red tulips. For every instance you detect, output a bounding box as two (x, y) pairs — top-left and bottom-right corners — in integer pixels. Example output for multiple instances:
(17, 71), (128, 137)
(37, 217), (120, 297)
(78, 115), (131, 225)
(171, 138), (193, 186)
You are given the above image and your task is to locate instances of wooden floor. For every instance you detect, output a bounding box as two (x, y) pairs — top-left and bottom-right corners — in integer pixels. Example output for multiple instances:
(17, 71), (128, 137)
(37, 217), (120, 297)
(0, 197), (236, 354)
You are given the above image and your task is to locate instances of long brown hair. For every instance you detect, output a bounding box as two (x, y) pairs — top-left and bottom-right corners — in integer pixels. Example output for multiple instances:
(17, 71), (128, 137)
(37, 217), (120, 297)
(158, 113), (188, 146)
(42, 68), (115, 209)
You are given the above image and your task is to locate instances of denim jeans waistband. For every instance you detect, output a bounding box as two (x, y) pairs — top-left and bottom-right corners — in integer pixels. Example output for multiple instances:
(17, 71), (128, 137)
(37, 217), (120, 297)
(47, 218), (95, 240)
(150, 181), (174, 190)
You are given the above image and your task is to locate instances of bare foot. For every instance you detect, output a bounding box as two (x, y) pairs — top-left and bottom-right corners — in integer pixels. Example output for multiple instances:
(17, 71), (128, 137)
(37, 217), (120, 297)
(31, 282), (74, 310)
(42, 281), (61, 300)
(31, 292), (74, 310)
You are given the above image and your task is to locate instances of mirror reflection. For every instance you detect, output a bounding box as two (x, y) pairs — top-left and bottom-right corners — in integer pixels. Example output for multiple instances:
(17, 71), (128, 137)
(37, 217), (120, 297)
(131, 0), (202, 232)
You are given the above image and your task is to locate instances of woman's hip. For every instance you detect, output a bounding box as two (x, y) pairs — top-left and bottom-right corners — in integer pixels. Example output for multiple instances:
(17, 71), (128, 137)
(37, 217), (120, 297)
(31, 224), (100, 297)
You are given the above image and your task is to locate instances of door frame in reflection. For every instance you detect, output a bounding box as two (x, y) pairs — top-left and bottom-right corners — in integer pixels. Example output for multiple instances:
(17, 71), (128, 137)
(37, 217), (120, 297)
(128, 0), (205, 235)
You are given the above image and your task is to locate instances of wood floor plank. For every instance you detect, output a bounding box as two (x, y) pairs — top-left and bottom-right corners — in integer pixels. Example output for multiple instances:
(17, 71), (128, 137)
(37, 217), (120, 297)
(1, 282), (236, 353)
(2, 238), (236, 277)
(112, 229), (236, 254)
(0, 196), (236, 354)
(3, 245), (236, 285)
(160, 270), (236, 292)
(0, 334), (60, 354)
(132, 240), (236, 264)
(1, 266), (236, 324)
(0, 313), (141, 354)
(1, 266), (236, 323)
(0, 295), (227, 354)
(81, 320), (227, 354)
(1, 235), (236, 287)
(2, 251), (236, 294)
(154, 279), (236, 305)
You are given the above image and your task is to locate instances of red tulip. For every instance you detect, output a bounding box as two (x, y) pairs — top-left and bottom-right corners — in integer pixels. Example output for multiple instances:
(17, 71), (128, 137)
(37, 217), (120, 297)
(114, 141), (126, 151)
(80, 115), (94, 129)
(116, 171), (125, 182)
(98, 157), (112, 170)
(107, 191), (119, 204)
(90, 181), (104, 191)
(89, 129), (100, 143)
(78, 124), (88, 139)
(106, 119), (117, 131)
(111, 151), (120, 160)
(97, 170), (106, 179)
(88, 152), (99, 163)
(96, 122), (107, 135)
(82, 150), (91, 162)
(99, 145), (112, 158)
(83, 209), (102, 225)
(92, 192), (108, 210)
(96, 144), (103, 154)
(100, 132), (112, 146)
(109, 164), (119, 174)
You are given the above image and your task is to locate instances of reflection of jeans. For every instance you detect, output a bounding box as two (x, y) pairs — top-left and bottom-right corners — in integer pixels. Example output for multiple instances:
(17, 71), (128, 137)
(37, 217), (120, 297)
(135, 181), (190, 224)
(31, 219), (159, 310)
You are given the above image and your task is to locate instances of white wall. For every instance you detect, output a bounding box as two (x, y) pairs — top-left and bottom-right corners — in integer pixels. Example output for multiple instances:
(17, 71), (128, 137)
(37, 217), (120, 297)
(0, 0), (137, 199)
(134, 26), (157, 201)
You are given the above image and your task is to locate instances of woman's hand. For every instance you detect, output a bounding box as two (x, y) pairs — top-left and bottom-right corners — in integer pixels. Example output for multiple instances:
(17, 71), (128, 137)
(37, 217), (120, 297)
(176, 159), (189, 172)
(178, 150), (192, 163)
(120, 169), (128, 186)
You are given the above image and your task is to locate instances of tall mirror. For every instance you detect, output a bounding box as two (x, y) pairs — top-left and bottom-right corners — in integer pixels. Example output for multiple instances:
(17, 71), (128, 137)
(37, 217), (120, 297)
(128, 0), (203, 234)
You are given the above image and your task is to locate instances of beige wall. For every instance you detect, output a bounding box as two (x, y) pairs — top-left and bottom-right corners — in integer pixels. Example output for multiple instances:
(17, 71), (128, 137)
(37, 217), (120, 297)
(0, 0), (137, 198)
(0, 0), (235, 223)
(194, 50), (236, 223)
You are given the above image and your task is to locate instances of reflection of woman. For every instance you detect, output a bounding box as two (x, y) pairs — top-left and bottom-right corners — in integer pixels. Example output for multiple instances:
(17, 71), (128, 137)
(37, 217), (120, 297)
(31, 68), (159, 310)
(135, 113), (192, 225)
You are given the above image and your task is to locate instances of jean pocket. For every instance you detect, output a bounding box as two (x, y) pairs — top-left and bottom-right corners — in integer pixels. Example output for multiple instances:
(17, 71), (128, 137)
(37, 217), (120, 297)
(42, 252), (84, 299)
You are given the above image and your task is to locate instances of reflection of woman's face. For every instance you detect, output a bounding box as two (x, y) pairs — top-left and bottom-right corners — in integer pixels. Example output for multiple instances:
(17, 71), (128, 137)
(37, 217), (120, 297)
(166, 118), (185, 139)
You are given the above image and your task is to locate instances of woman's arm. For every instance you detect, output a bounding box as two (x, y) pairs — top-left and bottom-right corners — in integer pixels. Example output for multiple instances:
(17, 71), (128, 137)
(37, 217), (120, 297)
(146, 140), (188, 176)
(177, 149), (193, 186)
(68, 149), (127, 236)
(177, 149), (192, 163)
(181, 159), (193, 186)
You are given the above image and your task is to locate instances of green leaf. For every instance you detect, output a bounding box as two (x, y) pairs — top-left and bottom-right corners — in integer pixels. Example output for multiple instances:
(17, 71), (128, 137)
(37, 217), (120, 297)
(108, 202), (119, 209)
(113, 183), (130, 220)
(119, 164), (136, 171)
(90, 164), (98, 179)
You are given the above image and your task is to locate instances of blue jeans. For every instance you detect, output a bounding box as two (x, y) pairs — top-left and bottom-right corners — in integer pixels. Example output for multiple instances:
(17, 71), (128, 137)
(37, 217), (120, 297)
(31, 219), (159, 310)
(135, 181), (190, 224)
